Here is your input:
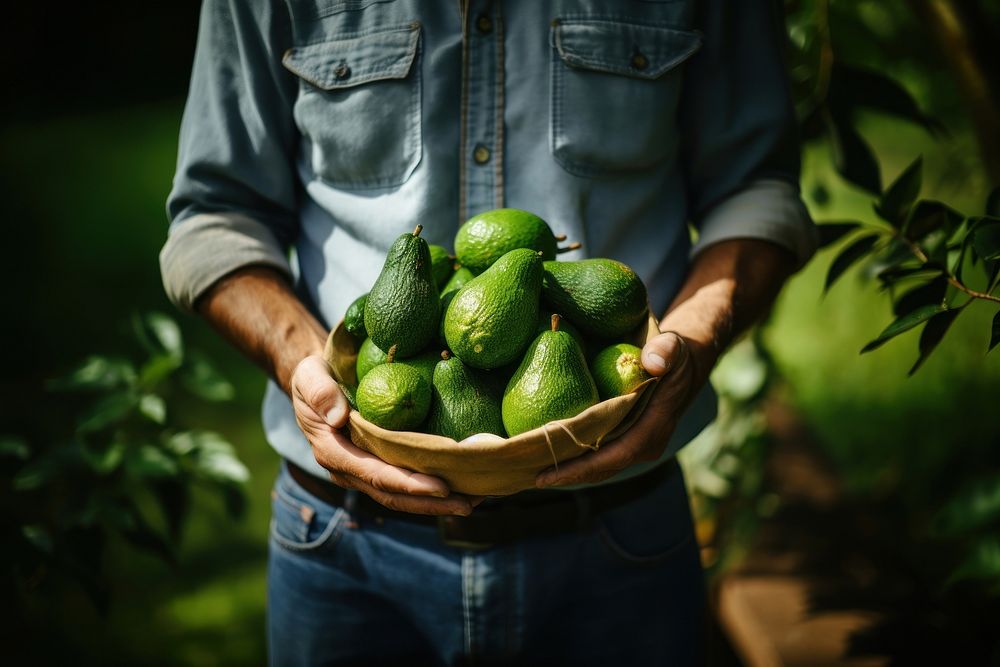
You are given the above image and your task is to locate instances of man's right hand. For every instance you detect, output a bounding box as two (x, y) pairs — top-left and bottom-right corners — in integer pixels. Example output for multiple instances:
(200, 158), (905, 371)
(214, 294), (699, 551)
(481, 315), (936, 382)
(291, 355), (476, 516)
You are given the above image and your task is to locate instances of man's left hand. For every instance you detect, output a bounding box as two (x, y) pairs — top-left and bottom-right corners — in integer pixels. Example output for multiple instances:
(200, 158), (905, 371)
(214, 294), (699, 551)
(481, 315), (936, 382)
(535, 330), (708, 487)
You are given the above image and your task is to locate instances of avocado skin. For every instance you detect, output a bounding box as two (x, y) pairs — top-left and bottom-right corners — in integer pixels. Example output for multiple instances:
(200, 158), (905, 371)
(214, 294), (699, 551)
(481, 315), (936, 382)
(541, 259), (648, 339)
(428, 244), (455, 289)
(427, 355), (506, 441)
(337, 382), (358, 411)
(355, 339), (438, 385)
(502, 329), (599, 436)
(444, 249), (542, 370)
(344, 293), (368, 340)
(536, 309), (587, 355)
(455, 209), (558, 274)
(357, 363), (431, 431)
(365, 230), (440, 358)
(442, 265), (474, 295)
(356, 337), (388, 382)
(590, 343), (651, 400)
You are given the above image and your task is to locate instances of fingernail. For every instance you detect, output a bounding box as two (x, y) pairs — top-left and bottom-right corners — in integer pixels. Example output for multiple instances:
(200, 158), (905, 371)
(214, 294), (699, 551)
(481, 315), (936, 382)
(454, 506), (472, 517)
(645, 352), (667, 374)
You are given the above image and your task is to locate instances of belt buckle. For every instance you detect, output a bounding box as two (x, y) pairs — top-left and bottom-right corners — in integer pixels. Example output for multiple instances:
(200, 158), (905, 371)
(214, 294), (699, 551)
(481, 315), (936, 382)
(437, 516), (494, 550)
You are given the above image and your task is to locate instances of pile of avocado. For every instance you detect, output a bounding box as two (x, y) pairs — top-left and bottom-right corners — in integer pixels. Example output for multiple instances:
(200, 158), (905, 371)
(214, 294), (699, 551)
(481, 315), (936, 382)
(343, 208), (653, 440)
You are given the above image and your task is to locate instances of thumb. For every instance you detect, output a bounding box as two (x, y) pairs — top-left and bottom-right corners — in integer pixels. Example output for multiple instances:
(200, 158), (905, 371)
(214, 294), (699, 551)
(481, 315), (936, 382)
(641, 331), (688, 377)
(292, 356), (350, 428)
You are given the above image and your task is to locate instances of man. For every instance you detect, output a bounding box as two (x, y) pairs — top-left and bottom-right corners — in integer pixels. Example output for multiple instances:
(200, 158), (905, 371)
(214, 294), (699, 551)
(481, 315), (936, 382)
(161, 0), (816, 664)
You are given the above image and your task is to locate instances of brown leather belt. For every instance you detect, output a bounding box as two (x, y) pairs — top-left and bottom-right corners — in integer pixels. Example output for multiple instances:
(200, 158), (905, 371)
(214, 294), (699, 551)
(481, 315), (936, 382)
(286, 458), (678, 549)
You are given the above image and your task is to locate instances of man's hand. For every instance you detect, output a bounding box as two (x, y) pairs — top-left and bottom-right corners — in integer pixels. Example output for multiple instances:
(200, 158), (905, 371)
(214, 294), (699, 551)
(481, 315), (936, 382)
(536, 332), (704, 487)
(290, 356), (476, 516)
(534, 238), (795, 488)
(198, 267), (474, 516)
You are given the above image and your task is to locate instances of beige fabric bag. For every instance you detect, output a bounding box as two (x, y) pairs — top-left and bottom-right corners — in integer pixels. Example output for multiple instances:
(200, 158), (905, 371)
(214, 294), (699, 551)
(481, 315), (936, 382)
(323, 315), (660, 496)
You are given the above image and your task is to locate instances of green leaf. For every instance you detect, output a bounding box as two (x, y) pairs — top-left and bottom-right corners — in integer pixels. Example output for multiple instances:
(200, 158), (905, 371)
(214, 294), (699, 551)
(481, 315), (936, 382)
(904, 200), (964, 241)
(133, 312), (183, 363)
(909, 308), (960, 375)
(138, 394), (167, 424)
(48, 356), (136, 393)
(79, 439), (126, 474)
(109, 502), (176, 565)
(138, 354), (183, 388)
(824, 233), (880, 292)
(826, 110), (882, 195)
(181, 354), (235, 402)
(860, 304), (947, 353)
(946, 536), (1000, 588)
(128, 444), (179, 478)
(876, 264), (940, 288)
(990, 311), (1000, 353)
(12, 458), (57, 491)
(816, 221), (863, 249)
(164, 431), (200, 456)
(827, 64), (943, 135)
(893, 276), (947, 317)
(876, 157), (922, 226)
(932, 475), (1000, 537)
(196, 437), (249, 485)
(0, 436), (30, 460)
(77, 391), (137, 433)
(973, 224), (1000, 261)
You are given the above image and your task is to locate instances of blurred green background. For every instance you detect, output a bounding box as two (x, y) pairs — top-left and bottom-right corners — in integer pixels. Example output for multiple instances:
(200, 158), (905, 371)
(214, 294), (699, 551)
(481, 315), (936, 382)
(1, 1), (998, 664)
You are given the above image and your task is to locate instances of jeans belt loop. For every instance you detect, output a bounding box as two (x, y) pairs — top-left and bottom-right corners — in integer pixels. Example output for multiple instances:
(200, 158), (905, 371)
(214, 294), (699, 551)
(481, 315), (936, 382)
(437, 515), (495, 550)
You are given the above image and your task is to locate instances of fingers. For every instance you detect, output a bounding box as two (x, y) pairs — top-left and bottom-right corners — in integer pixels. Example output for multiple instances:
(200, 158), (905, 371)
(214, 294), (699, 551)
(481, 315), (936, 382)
(342, 476), (476, 516)
(291, 355), (349, 428)
(536, 437), (639, 488)
(641, 331), (688, 377)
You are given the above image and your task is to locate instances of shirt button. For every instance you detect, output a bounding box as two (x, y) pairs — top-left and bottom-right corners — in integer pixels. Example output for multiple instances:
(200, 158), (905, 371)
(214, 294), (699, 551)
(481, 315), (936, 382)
(334, 63), (351, 80)
(476, 14), (493, 34)
(473, 145), (491, 164)
(631, 52), (649, 71)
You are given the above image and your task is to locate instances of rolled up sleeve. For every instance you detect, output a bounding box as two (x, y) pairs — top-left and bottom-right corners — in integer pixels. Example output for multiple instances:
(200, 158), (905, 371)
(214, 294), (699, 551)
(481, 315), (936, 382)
(161, 0), (300, 310)
(680, 0), (817, 268)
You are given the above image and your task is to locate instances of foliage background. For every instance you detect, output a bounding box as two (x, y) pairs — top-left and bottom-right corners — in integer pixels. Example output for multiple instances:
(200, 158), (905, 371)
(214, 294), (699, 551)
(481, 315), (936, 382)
(1, 1), (998, 664)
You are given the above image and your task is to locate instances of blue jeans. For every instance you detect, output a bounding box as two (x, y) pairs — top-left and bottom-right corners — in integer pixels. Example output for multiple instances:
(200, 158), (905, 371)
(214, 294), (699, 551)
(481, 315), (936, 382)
(267, 461), (705, 666)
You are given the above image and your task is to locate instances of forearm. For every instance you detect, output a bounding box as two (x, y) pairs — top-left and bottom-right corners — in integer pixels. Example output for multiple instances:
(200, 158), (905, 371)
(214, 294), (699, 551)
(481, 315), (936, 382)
(660, 238), (796, 383)
(196, 266), (328, 394)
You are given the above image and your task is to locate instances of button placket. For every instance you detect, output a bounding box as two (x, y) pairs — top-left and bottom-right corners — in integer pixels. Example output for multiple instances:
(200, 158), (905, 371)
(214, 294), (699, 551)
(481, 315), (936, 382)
(461, 1), (502, 219)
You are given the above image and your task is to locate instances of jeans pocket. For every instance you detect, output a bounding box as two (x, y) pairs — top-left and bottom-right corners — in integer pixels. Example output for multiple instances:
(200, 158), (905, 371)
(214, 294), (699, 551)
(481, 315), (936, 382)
(269, 476), (348, 553)
(283, 22), (423, 189)
(549, 18), (701, 178)
(595, 464), (695, 565)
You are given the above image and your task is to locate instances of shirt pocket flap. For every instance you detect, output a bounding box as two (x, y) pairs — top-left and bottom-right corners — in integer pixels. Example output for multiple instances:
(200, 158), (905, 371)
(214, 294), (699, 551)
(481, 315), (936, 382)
(282, 23), (421, 90)
(553, 19), (701, 80)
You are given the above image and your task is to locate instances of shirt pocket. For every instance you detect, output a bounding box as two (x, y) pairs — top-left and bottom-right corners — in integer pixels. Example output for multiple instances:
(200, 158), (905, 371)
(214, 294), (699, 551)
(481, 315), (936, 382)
(549, 18), (701, 178)
(283, 22), (422, 189)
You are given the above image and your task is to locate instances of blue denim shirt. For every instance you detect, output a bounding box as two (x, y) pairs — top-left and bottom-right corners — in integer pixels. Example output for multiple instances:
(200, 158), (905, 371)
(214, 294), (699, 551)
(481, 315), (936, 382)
(161, 0), (816, 483)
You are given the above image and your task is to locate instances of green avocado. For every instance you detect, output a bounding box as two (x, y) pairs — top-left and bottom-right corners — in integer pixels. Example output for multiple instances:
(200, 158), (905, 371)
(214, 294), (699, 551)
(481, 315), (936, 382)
(355, 337), (388, 382)
(444, 248), (542, 370)
(344, 293), (368, 340)
(536, 309), (587, 355)
(541, 259), (648, 339)
(428, 244), (456, 289)
(502, 314), (599, 436)
(355, 338), (438, 385)
(364, 225), (440, 358)
(356, 362), (431, 431)
(590, 343), (652, 400)
(455, 209), (574, 274)
(442, 265), (474, 295)
(427, 351), (506, 441)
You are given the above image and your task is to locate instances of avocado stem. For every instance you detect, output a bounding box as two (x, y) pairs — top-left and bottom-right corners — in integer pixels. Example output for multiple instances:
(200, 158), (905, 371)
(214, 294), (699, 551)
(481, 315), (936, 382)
(412, 224), (423, 237)
(387, 344), (398, 363)
(441, 350), (450, 360)
(551, 313), (561, 332)
(556, 242), (582, 254)
(554, 233), (567, 242)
